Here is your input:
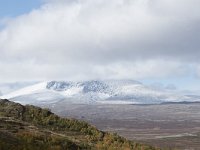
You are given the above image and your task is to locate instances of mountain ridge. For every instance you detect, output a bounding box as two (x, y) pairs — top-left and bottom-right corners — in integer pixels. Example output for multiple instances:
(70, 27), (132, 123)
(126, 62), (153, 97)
(1, 80), (200, 106)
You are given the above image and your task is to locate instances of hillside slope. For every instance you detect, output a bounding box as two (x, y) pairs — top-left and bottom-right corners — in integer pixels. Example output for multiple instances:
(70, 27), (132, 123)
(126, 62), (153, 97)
(0, 99), (159, 150)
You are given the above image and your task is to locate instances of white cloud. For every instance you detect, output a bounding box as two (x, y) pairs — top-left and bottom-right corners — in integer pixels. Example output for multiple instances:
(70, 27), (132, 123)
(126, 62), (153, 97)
(0, 0), (200, 82)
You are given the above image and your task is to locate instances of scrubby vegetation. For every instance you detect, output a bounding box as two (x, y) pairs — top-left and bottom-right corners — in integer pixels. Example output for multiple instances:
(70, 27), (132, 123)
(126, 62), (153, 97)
(0, 99), (160, 150)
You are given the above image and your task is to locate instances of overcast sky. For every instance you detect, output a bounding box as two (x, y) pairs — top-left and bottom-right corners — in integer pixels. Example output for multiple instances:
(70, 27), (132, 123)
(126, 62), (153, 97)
(0, 0), (200, 90)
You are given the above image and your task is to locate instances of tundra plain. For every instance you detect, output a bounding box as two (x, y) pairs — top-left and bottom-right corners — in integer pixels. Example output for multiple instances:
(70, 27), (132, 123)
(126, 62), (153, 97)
(51, 103), (200, 150)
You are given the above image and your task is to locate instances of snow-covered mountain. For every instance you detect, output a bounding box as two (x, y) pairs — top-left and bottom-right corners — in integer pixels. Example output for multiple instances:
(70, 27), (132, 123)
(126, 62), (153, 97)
(0, 82), (37, 95)
(1, 80), (200, 106)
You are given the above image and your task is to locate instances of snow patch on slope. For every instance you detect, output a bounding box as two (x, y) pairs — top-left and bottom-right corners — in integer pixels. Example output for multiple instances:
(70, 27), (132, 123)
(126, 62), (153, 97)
(1, 82), (47, 99)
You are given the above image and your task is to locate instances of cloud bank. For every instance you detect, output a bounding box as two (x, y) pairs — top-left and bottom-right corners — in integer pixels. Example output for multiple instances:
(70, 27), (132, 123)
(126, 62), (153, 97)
(0, 0), (200, 82)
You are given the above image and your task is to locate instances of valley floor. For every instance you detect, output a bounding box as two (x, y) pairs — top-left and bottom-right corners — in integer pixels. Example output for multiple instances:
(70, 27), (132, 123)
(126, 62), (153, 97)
(50, 103), (200, 150)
